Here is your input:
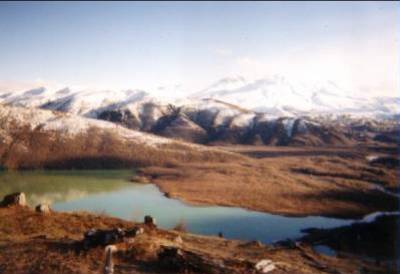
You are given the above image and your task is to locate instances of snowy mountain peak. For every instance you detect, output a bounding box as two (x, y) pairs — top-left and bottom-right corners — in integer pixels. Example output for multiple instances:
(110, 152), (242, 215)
(189, 76), (399, 118)
(0, 75), (398, 119)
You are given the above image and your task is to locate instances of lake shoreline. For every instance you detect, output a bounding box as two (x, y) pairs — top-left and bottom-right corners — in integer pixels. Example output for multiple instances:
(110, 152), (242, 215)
(137, 146), (399, 219)
(0, 205), (393, 274)
(0, 170), (364, 244)
(1, 144), (398, 219)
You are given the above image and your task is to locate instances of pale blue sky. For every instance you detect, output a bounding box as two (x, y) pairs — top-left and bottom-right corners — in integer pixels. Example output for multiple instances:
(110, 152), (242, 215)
(0, 1), (398, 96)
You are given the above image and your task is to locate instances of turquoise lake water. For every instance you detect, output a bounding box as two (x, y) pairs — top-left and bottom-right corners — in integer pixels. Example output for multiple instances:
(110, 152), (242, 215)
(0, 169), (355, 243)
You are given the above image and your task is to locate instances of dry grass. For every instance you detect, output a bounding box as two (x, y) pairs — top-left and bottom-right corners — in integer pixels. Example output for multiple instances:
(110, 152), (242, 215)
(0, 206), (389, 274)
(139, 145), (399, 218)
(0, 123), (240, 170)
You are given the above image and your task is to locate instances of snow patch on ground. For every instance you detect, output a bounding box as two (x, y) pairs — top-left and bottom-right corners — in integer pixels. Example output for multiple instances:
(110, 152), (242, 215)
(365, 155), (380, 162)
(282, 118), (296, 138)
(230, 113), (255, 128)
(296, 119), (308, 134)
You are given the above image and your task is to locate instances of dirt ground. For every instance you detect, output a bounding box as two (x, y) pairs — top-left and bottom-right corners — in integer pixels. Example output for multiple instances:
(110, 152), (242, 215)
(0, 206), (392, 274)
(138, 145), (399, 218)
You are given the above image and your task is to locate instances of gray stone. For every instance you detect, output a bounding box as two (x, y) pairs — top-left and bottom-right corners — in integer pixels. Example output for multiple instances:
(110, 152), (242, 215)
(144, 215), (156, 227)
(1, 192), (27, 207)
(35, 203), (51, 214)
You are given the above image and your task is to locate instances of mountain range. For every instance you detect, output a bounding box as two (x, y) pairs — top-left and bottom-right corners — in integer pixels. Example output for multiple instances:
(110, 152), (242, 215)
(0, 76), (398, 146)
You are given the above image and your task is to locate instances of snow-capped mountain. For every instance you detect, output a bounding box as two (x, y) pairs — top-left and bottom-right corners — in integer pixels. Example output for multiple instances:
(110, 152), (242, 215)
(0, 75), (398, 119)
(0, 87), (156, 117)
(190, 76), (399, 118)
(0, 76), (398, 146)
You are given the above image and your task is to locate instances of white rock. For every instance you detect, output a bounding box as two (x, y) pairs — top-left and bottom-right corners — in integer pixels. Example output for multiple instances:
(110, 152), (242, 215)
(255, 259), (276, 273)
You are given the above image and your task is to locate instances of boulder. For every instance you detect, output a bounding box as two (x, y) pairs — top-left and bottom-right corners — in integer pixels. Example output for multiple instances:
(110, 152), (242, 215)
(82, 228), (125, 250)
(81, 227), (144, 250)
(35, 203), (51, 214)
(1, 192), (27, 207)
(144, 215), (157, 227)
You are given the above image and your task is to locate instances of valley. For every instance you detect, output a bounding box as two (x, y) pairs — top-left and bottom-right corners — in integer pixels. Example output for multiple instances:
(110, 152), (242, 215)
(0, 83), (398, 273)
(1, 2), (398, 273)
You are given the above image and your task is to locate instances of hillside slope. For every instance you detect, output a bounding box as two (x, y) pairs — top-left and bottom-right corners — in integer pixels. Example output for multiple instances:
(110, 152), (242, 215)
(0, 104), (236, 169)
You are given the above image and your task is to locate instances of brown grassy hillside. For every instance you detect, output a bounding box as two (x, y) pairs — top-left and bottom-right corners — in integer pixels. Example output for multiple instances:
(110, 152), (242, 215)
(0, 123), (240, 170)
(0, 206), (390, 274)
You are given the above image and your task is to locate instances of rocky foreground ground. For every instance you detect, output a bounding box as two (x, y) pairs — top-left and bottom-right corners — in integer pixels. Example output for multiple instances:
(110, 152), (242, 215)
(0, 201), (395, 274)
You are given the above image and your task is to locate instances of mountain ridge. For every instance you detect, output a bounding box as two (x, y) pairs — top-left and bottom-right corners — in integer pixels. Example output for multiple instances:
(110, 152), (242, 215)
(0, 77), (398, 146)
(1, 76), (398, 119)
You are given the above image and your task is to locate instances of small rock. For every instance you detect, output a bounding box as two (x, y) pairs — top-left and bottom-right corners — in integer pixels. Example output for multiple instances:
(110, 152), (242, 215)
(1, 192), (27, 207)
(35, 203), (51, 214)
(125, 227), (144, 237)
(255, 259), (276, 273)
(144, 215), (156, 227)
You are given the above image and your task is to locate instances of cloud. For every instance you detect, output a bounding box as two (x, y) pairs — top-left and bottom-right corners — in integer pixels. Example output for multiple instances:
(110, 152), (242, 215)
(231, 38), (399, 98)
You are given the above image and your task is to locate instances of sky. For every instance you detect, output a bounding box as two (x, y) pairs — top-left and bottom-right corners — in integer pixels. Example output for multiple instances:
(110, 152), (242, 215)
(0, 1), (398, 97)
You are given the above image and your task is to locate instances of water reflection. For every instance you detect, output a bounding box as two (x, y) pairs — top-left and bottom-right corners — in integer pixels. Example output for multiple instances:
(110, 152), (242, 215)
(0, 170), (355, 243)
(0, 170), (132, 206)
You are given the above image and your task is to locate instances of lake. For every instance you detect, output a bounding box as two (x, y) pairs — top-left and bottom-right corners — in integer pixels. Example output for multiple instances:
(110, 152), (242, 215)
(0, 169), (356, 244)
